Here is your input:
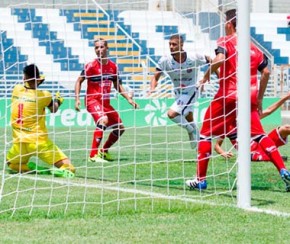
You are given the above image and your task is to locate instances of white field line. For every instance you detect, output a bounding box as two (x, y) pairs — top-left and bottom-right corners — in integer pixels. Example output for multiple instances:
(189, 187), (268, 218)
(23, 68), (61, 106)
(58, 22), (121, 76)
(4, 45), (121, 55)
(1, 173), (290, 218)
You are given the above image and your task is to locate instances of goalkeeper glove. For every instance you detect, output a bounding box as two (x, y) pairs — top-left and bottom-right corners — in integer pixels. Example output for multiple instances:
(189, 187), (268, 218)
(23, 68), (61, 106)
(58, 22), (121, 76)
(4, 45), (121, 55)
(55, 92), (64, 106)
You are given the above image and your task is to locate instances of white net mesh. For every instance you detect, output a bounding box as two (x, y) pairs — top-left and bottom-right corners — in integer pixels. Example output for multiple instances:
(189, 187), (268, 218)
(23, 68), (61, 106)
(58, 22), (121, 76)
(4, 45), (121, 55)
(0, 0), (246, 218)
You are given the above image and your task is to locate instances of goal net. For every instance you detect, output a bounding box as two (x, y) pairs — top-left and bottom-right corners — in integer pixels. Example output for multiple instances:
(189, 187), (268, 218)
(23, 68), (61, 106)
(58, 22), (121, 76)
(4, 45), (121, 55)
(0, 0), (264, 218)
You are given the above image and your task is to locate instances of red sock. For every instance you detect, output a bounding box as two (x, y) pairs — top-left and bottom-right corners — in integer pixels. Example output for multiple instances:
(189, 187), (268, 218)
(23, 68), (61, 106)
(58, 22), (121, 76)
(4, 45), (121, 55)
(90, 128), (103, 157)
(197, 140), (212, 181)
(102, 130), (123, 152)
(259, 136), (285, 171)
(251, 150), (270, 161)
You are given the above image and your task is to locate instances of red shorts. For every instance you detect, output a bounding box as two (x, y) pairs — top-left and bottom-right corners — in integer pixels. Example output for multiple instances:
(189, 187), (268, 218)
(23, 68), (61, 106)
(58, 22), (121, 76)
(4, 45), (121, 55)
(200, 96), (237, 138)
(251, 127), (286, 152)
(250, 109), (265, 136)
(86, 98), (122, 127)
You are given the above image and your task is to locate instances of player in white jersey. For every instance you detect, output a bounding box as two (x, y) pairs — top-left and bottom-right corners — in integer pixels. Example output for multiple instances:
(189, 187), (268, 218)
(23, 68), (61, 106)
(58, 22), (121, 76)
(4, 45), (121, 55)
(149, 34), (210, 149)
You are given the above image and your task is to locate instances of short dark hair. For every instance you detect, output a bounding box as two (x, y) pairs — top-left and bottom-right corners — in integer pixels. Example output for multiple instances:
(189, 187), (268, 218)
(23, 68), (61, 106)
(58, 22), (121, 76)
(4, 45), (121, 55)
(225, 9), (236, 28)
(170, 34), (184, 44)
(94, 38), (108, 47)
(23, 64), (41, 79)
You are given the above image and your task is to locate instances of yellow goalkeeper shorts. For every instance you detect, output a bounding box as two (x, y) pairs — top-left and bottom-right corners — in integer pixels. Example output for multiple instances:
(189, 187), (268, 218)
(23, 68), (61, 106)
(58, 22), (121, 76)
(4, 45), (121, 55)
(6, 139), (67, 166)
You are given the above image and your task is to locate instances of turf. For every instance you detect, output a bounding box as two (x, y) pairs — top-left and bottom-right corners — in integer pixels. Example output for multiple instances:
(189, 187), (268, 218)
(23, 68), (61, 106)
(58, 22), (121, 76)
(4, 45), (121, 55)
(1, 125), (290, 242)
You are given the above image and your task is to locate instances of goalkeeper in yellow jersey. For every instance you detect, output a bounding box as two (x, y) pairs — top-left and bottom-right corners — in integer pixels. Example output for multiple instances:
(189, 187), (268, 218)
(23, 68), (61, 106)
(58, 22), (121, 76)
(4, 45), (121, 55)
(6, 64), (75, 178)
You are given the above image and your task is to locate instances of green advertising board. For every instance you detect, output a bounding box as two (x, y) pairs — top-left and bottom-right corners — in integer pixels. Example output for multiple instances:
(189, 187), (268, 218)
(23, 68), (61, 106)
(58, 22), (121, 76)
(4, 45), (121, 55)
(0, 97), (281, 128)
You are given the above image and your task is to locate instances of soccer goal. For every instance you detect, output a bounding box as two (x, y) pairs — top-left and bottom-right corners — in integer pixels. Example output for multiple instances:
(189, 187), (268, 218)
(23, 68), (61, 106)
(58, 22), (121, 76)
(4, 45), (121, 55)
(2, 0), (284, 218)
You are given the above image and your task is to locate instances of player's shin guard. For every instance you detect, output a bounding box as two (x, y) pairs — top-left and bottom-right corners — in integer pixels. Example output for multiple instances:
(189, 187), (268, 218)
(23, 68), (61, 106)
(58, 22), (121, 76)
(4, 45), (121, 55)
(258, 135), (286, 171)
(103, 129), (124, 152)
(197, 139), (212, 181)
(90, 125), (106, 157)
(251, 150), (270, 161)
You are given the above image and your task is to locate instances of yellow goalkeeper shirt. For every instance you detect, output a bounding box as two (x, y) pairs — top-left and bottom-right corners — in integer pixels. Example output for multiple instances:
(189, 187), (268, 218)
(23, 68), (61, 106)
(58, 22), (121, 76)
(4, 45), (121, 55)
(11, 84), (52, 143)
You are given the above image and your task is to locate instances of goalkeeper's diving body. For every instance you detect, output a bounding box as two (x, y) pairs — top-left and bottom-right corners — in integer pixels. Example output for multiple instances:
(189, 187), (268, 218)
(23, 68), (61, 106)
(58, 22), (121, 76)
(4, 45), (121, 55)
(149, 34), (212, 149)
(74, 38), (139, 163)
(6, 64), (75, 177)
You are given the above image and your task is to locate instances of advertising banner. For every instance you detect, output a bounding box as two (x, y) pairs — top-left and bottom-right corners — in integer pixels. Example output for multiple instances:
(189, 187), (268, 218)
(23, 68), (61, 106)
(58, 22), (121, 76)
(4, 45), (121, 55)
(0, 97), (281, 127)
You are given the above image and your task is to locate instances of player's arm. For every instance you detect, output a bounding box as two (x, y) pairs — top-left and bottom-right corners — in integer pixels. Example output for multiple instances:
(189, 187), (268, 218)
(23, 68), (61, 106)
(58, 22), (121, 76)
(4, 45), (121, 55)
(214, 138), (234, 159)
(114, 77), (139, 109)
(260, 91), (290, 119)
(149, 69), (162, 95)
(47, 92), (64, 113)
(75, 71), (86, 112)
(257, 55), (270, 115)
(204, 55), (220, 80)
(198, 51), (225, 87)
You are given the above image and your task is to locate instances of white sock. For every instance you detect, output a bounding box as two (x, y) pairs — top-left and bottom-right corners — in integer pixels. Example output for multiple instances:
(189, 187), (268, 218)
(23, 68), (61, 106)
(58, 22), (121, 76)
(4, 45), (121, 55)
(170, 115), (196, 134)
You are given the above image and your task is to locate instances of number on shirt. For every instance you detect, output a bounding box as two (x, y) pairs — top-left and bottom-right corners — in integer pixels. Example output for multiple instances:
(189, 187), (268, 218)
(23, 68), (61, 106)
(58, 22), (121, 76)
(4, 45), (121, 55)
(16, 103), (24, 125)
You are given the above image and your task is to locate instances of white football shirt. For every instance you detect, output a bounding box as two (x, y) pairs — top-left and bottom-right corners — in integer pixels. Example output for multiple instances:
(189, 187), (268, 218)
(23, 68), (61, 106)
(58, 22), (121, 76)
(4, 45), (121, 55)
(156, 52), (207, 96)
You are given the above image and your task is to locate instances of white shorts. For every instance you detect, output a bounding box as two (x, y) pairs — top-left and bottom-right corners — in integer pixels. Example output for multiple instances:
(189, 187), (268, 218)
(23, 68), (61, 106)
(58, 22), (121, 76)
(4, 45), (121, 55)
(170, 92), (198, 116)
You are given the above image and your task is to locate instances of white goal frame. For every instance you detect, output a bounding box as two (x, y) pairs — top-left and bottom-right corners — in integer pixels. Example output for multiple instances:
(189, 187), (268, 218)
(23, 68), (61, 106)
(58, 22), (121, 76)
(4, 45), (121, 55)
(237, 0), (251, 208)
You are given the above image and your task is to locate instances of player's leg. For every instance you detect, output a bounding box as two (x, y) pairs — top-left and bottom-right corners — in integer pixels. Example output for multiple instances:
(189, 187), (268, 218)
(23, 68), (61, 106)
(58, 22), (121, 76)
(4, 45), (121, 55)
(253, 135), (285, 171)
(185, 111), (200, 148)
(90, 122), (107, 159)
(186, 97), (237, 190)
(86, 102), (108, 162)
(250, 126), (288, 161)
(186, 101), (217, 190)
(100, 108), (125, 161)
(269, 126), (289, 147)
(251, 111), (286, 170)
(255, 134), (290, 191)
(6, 143), (33, 173)
(251, 111), (290, 191)
(168, 94), (198, 149)
(37, 139), (75, 178)
(272, 125), (289, 161)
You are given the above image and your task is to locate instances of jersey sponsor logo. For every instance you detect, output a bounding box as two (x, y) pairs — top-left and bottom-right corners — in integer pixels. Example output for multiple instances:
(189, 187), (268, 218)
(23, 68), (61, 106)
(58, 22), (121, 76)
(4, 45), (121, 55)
(89, 74), (115, 83)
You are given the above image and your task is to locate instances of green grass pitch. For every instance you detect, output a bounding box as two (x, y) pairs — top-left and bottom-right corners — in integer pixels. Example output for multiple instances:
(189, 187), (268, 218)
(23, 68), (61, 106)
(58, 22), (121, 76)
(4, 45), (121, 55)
(0, 125), (290, 242)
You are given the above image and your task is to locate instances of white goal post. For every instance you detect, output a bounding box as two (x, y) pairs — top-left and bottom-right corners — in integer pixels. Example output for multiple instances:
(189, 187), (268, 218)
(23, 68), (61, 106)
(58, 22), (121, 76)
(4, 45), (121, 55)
(237, 0), (251, 209)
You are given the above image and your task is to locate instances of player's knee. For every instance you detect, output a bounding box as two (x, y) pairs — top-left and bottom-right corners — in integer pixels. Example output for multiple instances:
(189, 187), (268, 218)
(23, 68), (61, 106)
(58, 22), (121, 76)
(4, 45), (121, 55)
(280, 125), (290, 135)
(185, 112), (193, 122)
(98, 116), (109, 126)
(167, 110), (176, 119)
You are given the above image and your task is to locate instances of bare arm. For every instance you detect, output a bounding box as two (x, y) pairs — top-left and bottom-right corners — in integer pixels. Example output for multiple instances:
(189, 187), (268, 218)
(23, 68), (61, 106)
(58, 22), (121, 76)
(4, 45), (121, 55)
(114, 80), (139, 109)
(47, 92), (64, 113)
(148, 70), (162, 95)
(214, 138), (234, 159)
(257, 66), (270, 115)
(199, 53), (225, 87)
(74, 76), (85, 112)
(260, 91), (290, 119)
(47, 101), (60, 113)
(205, 55), (220, 78)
